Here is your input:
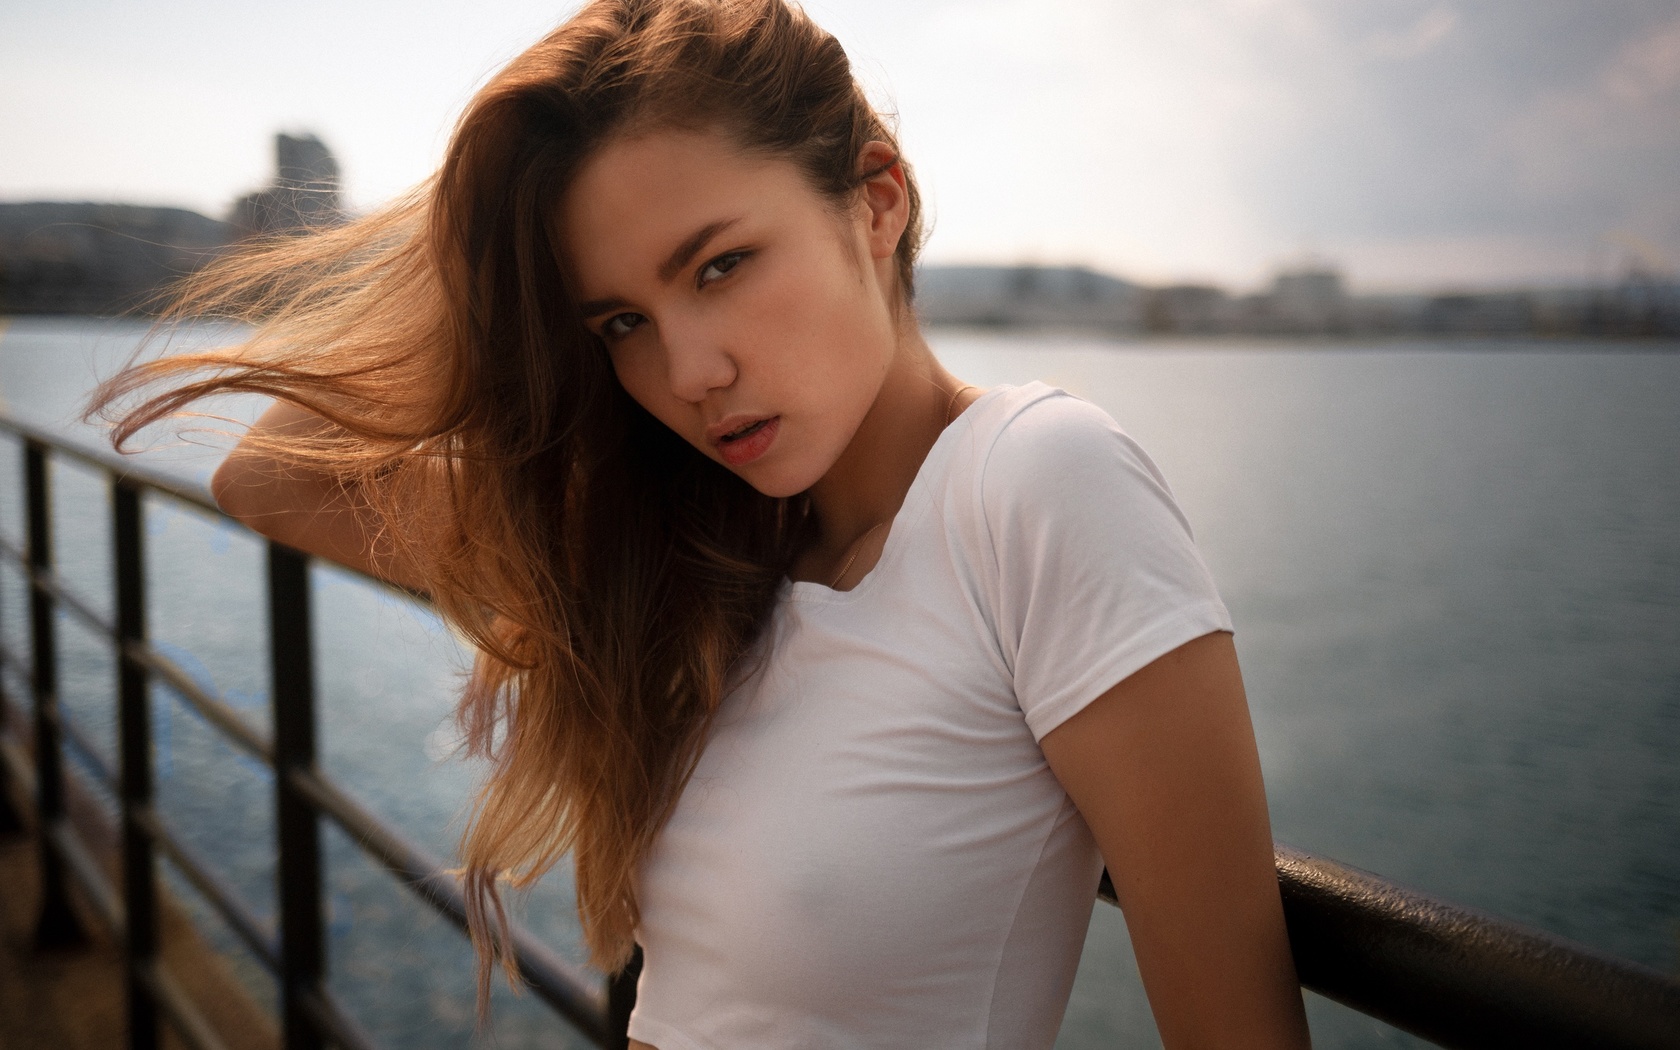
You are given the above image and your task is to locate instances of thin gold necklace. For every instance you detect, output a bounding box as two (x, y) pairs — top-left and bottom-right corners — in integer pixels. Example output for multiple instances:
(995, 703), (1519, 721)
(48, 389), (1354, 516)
(945, 383), (977, 424)
(827, 383), (978, 589)
(828, 520), (885, 588)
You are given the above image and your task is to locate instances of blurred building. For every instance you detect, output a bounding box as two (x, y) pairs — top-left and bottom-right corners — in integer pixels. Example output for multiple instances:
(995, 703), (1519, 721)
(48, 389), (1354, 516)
(0, 202), (232, 314)
(915, 264), (1145, 331)
(1590, 265), (1680, 336)
(1270, 266), (1348, 331)
(1420, 292), (1536, 335)
(1142, 284), (1232, 333)
(0, 130), (345, 314)
(229, 132), (344, 237)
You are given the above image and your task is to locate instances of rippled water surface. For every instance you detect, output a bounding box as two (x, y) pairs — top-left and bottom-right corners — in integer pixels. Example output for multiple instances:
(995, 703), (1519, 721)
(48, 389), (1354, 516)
(2, 317), (1675, 1048)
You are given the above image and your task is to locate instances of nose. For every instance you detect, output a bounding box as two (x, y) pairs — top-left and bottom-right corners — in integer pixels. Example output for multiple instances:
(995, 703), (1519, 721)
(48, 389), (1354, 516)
(661, 315), (737, 404)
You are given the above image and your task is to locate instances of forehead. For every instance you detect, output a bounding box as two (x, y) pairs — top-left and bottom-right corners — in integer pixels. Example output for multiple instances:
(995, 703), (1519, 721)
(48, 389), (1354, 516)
(559, 127), (823, 288)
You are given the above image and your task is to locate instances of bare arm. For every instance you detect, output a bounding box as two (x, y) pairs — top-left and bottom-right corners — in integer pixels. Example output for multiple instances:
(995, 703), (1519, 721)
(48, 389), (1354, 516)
(211, 400), (428, 591)
(1038, 631), (1311, 1049)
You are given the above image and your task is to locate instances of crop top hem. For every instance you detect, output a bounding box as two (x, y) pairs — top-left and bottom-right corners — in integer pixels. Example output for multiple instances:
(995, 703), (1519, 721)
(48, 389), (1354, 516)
(626, 1014), (711, 1050)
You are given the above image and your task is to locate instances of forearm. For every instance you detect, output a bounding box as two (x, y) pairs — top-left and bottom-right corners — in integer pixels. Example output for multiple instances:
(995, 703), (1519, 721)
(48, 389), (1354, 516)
(211, 400), (423, 589)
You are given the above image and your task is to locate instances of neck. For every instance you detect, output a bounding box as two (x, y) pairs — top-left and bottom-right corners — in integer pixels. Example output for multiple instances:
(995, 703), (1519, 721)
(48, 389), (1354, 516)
(804, 325), (962, 549)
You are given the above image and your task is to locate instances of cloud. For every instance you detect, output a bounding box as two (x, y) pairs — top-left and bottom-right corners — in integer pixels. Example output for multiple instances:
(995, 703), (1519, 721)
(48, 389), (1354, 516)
(3, 0), (1676, 287)
(1366, 6), (1461, 60)
(1231, 1), (1680, 284)
(1603, 13), (1680, 104)
(1329, 232), (1610, 290)
(854, 0), (1301, 280)
(1494, 11), (1680, 257)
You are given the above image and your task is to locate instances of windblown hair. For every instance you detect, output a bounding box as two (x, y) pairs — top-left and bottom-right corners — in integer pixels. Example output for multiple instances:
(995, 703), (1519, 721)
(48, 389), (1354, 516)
(88, 0), (923, 999)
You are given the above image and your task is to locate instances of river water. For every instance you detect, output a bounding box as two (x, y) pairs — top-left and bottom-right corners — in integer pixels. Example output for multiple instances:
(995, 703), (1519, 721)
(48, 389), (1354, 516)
(1, 316), (1675, 1048)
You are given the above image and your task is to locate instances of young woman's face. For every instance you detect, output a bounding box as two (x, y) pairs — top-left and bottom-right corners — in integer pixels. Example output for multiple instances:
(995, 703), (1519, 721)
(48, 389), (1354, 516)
(559, 127), (907, 498)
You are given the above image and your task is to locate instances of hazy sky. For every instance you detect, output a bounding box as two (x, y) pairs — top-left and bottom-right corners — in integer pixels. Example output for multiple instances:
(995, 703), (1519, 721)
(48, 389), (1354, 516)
(3, 0), (1677, 290)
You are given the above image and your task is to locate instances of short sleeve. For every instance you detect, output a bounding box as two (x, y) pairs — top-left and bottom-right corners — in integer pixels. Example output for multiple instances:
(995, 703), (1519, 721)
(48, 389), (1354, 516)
(980, 392), (1233, 742)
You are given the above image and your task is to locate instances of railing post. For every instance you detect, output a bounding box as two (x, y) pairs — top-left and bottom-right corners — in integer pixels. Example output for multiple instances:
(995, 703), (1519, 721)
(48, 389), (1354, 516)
(0, 716), (19, 832)
(0, 440), (18, 837)
(605, 945), (643, 1049)
(114, 477), (159, 1050)
(26, 438), (86, 949)
(270, 542), (324, 1050)
(0, 492), (21, 836)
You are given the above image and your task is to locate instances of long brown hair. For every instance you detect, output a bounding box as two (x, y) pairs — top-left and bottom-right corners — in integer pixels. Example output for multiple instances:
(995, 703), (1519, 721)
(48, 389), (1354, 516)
(88, 0), (923, 997)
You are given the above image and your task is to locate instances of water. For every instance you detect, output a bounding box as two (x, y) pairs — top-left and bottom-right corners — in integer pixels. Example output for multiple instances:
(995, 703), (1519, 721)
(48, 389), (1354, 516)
(1, 316), (1676, 1048)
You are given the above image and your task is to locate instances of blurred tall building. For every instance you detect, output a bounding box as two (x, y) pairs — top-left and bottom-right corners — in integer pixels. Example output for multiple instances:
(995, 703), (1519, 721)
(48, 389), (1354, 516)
(1270, 266), (1347, 330)
(230, 132), (344, 237)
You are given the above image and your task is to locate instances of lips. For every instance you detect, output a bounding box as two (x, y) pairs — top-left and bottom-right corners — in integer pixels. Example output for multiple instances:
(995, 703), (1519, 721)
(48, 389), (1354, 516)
(711, 414), (780, 467)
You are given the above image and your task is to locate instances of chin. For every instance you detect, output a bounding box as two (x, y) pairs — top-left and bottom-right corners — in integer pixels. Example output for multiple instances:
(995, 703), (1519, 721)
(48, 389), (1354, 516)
(730, 461), (824, 500)
(740, 475), (812, 500)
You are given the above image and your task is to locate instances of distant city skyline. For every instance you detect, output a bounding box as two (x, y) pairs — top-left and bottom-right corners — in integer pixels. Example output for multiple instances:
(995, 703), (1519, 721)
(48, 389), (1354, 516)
(2, 0), (1677, 292)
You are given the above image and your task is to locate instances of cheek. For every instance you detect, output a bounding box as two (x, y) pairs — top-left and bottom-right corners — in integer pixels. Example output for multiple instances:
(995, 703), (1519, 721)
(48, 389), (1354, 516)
(746, 255), (880, 384)
(609, 345), (666, 419)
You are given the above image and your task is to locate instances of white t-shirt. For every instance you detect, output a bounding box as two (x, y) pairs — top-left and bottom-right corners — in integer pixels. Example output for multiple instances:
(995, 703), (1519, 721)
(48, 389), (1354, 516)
(628, 382), (1233, 1049)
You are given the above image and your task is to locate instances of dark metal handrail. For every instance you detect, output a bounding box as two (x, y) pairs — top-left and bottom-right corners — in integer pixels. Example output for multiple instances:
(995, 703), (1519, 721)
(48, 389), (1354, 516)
(1270, 847), (1680, 1048)
(0, 417), (627, 1050)
(0, 416), (1677, 1050)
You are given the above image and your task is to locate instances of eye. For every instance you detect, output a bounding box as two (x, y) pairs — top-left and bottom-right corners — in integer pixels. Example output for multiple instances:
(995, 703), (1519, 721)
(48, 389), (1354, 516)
(697, 250), (748, 286)
(601, 312), (646, 340)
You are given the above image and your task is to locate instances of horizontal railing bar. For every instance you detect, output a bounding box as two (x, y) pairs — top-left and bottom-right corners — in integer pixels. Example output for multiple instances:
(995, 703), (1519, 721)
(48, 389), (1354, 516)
(0, 538), (276, 766)
(0, 650), (39, 756)
(1274, 845), (1680, 1050)
(0, 417), (223, 517)
(50, 703), (117, 794)
(139, 958), (235, 1050)
(45, 816), (124, 935)
(0, 724), (36, 811)
(4, 705), (125, 937)
(284, 765), (611, 1044)
(0, 534), (119, 638)
(0, 419), (426, 607)
(134, 803), (281, 973)
(124, 641), (273, 764)
(10, 696), (266, 1050)
(298, 983), (382, 1050)
(0, 612), (274, 775)
(5, 695), (272, 1050)
(1108, 852), (1680, 1050)
(57, 582), (116, 642)
(0, 658), (30, 702)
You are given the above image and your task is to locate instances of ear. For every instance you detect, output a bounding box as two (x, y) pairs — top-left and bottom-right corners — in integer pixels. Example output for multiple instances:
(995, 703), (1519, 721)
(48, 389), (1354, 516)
(856, 141), (910, 262)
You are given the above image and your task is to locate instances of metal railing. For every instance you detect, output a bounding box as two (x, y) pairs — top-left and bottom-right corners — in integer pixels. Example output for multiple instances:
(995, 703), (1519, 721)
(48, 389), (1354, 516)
(0, 417), (1676, 1050)
(0, 418), (633, 1050)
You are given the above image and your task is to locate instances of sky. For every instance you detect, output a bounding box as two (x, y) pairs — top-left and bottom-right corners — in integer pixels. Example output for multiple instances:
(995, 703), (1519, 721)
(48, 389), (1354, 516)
(2, 0), (1677, 292)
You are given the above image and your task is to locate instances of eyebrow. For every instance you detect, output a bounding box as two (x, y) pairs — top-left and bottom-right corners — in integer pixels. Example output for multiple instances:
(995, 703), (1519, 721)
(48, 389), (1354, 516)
(660, 217), (740, 282)
(577, 217), (743, 320)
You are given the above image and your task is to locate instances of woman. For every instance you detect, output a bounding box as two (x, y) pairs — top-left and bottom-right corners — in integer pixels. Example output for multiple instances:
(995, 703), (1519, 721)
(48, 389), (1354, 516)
(95, 0), (1311, 1046)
